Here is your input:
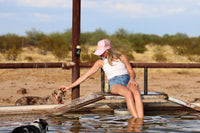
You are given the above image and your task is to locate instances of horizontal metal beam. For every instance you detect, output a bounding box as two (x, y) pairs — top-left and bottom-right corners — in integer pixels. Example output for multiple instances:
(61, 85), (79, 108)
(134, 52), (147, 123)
(81, 62), (200, 68)
(80, 62), (200, 68)
(0, 62), (200, 69)
(0, 62), (75, 69)
(131, 63), (200, 68)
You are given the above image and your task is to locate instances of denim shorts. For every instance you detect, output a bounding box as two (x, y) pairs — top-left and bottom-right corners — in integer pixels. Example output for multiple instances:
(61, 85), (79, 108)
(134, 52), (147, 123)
(108, 74), (130, 91)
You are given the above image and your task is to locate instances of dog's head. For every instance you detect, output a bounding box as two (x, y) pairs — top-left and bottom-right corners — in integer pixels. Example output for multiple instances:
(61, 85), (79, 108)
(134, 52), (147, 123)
(31, 119), (48, 133)
(12, 119), (48, 133)
(52, 89), (66, 104)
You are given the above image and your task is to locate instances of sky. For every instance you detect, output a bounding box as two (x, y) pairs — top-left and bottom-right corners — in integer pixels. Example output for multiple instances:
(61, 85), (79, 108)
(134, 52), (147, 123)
(0, 0), (200, 37)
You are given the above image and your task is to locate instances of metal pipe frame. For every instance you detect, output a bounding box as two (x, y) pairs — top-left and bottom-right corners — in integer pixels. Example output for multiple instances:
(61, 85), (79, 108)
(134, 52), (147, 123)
(1, 62), (200, 95)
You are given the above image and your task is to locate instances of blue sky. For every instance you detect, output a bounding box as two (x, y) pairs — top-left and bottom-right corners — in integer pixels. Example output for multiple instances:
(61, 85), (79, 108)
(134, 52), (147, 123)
(0, 0), (200, 37)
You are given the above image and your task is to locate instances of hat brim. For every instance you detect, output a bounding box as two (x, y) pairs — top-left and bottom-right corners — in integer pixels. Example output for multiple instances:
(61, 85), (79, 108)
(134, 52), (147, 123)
(94, 49), (106, 55)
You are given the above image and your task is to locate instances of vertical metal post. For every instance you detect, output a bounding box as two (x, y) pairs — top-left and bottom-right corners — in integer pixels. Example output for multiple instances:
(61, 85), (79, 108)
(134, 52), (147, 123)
(72, 0), (81, 100)
(101, 68), (105, 92)
(144, 68), (148, 95)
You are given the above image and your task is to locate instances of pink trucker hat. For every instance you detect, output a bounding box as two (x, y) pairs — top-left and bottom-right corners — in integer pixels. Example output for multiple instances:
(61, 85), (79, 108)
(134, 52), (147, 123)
(94, 39), (111, 55)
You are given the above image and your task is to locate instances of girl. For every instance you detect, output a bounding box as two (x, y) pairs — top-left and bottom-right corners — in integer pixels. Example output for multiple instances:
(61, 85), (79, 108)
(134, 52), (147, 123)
(60, 39), (144, 118)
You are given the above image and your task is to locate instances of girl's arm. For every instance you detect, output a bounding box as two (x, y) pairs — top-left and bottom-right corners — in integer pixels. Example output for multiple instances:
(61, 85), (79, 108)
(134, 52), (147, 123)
(60, 59), (103, 91)
(120, 54), (138, 87)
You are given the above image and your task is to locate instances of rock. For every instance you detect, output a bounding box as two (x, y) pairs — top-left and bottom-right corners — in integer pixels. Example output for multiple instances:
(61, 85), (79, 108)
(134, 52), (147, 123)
(17, 88), (27, 94)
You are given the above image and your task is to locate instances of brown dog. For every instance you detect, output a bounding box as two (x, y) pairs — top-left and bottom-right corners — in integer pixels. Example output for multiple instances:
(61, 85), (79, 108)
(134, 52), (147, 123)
(15, 89), (66, 106)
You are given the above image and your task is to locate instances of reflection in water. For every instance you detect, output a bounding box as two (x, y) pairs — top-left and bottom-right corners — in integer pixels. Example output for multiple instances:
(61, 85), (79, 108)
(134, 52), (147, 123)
(0, 112), (200, 132)
(127, 118), (143, 132)
(70, 121), (82, 133)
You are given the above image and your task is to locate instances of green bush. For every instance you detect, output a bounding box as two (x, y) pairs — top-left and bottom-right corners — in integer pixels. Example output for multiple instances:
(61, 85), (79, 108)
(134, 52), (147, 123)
(187, 55), (200, 62)
(1, 28), (200, 62)
(152, 46), (167, 62)
(26, 28), (45, 41)
(0, 34), (24, 52)
(153, 53), (167, 62)
(24, 56), (33, 61)
(80, 45), (99, 62)
(81, 28), (109, 46)
(4, 45), (21, 61)
(81, 52), (99, 62)
(128, 33), (147, 53)
(52, 44), (69, 60)
(126, 52), (135, 61)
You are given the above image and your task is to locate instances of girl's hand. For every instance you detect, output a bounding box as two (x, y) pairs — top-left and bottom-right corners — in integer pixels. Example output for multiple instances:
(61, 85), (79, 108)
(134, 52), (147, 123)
(128, 79), (139, 87)
(59, 86), (69, 92)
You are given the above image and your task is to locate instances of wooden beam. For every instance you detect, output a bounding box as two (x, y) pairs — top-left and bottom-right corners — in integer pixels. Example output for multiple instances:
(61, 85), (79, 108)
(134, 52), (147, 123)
(50, 92), (105, 115)
(0, 62), (75, 69)
(72, 0), (81, 100)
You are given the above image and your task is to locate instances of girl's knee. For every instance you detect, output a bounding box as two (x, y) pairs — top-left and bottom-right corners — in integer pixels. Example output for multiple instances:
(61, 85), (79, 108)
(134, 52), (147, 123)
(134, 89), (141, 95)
(128, 83), (138, 90)
(125, 90), (134, 99)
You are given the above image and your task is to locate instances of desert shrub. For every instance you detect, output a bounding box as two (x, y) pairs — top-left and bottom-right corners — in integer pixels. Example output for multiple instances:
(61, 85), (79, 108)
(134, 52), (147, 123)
(63, 29), (72, 45)
(0, 40), (7, 53)
(153, 53), (167, 62)
(171, 37), (200, 57)
(114, 28), (129, 40)
(82, 28), (109, 46)
(128, 33), (147, 53)
(81, 52), (99, 62)
(120, 48), (135, 61)
(52, 44), (69, 60)
(35, 31), (71, 57)
(133, 46), (147, 53)
(50, 35), (70, 60)
(36, 36), (50, 55)
(0, 34), (24, 51)
(173, 46), (184, 55)
(26, 28), (45, 41)
(80, 45), (99, 62)
(187, 55), (200, 62)
(24, 56), (33, 61)
(152, 46), (167, 62)
(81, 32), (92, 44)
(4, 45), (21, 61)
(81, 52), (90, 62)
(2, 28), (200, 63)
(126, 52), (135, 61)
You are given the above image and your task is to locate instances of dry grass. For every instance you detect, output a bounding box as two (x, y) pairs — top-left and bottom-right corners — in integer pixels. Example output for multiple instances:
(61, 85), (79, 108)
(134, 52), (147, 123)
(0, 47), (71, 63)
(0, 44), (196, 63)
(0, 45), (200, 106)
(132, 45), (192, 63)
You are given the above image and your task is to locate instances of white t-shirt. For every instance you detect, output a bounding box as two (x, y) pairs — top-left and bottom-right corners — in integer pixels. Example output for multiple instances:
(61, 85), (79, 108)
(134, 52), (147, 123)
(102, 58), (128, 79)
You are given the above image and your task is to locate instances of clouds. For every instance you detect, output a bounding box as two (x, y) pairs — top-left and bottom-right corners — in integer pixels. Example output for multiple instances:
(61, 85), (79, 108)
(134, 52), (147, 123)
(81, 0), (200, 36)
(33, 13), (51, 21)
(1, 0), (199, 18)
(0, 0), (72, 20)
(0, 12), (14, 18)
(0, 0), (200, 36)
(81, 0), (200, 18)
(167, 8), (185, 13)
(15, 0), (71, 8)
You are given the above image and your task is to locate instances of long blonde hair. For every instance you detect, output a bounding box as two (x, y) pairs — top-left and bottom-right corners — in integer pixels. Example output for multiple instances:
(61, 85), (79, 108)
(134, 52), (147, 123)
(106, 48), (122, 65)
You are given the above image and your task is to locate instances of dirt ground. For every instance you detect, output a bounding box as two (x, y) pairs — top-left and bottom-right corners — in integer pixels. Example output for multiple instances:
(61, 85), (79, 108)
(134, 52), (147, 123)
(0, 67), (200, 106)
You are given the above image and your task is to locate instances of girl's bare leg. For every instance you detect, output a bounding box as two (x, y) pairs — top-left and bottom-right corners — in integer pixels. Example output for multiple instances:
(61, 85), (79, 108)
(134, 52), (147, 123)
(111, 84), (139, 118)
(128, 84), (144, 118)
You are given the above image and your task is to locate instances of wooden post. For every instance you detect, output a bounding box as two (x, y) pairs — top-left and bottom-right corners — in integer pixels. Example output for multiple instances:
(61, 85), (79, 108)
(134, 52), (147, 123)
(144, 68), (148, 95)
(72, 0), (81, 100)
(101, 68), (105, 92)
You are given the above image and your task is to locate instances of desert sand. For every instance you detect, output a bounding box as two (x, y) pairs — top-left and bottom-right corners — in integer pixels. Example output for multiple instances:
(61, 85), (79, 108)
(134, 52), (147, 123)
(0, 45), (200, 106)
